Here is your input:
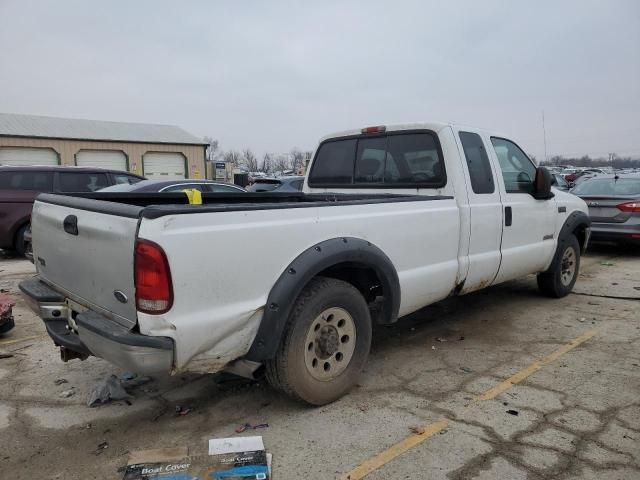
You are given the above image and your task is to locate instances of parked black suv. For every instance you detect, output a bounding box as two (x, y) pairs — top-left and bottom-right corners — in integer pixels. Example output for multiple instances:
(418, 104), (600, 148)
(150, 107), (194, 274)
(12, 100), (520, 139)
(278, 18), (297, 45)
(0, 166), (144, 255)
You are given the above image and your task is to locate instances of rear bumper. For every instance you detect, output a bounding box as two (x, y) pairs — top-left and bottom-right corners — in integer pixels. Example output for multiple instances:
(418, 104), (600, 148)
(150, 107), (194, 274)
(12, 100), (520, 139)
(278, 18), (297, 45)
(590, 222), (640, 243)
(19, 278), (174, 374)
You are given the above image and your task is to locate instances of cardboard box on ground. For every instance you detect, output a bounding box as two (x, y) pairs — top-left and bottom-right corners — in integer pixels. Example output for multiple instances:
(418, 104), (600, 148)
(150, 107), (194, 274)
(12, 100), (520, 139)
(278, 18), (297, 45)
(123, 437), (271, 480)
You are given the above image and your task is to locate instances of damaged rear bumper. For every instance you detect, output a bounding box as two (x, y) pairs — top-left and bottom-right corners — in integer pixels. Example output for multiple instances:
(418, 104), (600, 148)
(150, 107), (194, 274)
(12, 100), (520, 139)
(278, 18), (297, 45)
(19, 278), (174, 374)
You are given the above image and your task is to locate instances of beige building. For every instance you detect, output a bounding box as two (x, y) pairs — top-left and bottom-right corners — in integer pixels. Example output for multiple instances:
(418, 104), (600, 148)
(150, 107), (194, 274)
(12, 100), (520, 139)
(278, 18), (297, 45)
(0, 113), (206, 179)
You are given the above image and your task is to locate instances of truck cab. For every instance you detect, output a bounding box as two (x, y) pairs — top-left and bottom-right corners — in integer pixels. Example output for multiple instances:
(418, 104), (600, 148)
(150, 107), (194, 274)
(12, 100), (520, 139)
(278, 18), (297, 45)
(304, 123), (589, 294)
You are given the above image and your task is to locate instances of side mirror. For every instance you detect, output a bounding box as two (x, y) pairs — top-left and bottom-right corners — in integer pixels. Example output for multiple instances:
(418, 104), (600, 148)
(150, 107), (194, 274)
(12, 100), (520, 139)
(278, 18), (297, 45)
(532, 166), (554, 200)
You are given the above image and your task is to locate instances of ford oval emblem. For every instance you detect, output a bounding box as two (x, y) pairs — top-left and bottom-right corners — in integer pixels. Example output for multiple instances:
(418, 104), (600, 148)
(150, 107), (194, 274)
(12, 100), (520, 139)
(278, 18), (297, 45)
(113, 290), (128, 304)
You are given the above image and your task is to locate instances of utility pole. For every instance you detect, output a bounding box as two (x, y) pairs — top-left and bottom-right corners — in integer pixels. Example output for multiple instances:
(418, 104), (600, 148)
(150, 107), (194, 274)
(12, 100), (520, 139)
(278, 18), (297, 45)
(542, 111), (548, 163)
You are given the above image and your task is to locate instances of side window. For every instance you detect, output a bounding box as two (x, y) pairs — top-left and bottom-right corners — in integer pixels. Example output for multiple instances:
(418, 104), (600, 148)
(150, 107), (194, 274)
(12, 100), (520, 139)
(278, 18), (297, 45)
(385, 133), (445, 186)
(355, 137), (386, 184)
(58, 172), (109, 192)
(163, 184), (205, 192)
(308, 139), (357, 185)
(0, 171), (54, 191)
(113, 174), (141, 185)
(459, 132), (495, 194)
(490, 137), (536, 194)
(208, 184), (242, 193)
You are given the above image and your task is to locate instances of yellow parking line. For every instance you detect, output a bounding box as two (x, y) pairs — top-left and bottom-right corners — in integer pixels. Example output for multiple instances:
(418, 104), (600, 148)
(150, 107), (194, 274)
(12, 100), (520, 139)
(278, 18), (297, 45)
(0, 335), (40, 347)
(477, 329), (597, 401)
(341, 329), (598, 480)
(341, 419), (449, 480)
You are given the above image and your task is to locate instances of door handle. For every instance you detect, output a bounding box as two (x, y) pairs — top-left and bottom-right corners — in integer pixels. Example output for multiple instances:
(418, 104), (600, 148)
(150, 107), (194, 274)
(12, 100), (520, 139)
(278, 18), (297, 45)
(504, 206), (512, 227)
(63, 215), (79, 236)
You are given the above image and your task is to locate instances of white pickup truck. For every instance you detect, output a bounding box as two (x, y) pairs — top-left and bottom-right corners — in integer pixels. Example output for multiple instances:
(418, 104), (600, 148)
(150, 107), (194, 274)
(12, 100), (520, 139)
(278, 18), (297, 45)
(20, 122), (590, 405)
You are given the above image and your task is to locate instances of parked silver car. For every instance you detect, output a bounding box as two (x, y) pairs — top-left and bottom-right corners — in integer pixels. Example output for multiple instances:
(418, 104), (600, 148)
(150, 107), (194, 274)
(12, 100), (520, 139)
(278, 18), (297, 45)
(571, 174), (640, 245)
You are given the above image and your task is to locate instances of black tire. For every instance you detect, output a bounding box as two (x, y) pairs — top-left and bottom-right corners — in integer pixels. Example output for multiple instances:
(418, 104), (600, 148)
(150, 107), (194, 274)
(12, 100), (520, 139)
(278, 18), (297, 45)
(265, 277), (372, 406)
(537, 234), (581, 298)
(15, 224), (29, 257)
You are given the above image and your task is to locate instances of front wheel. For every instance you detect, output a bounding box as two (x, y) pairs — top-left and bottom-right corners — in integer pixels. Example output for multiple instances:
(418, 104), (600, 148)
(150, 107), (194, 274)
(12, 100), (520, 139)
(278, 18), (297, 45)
(265, 277), (372, 405)
(537, 234), (581, 298)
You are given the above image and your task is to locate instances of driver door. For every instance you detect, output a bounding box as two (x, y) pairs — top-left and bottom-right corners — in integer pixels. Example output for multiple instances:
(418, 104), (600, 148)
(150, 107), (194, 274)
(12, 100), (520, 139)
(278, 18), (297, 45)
(489, 137), (556, 283)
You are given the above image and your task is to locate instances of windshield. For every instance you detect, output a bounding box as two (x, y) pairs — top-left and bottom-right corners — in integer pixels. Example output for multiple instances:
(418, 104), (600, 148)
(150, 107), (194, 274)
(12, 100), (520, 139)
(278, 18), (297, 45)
(572, 177), (640, 196)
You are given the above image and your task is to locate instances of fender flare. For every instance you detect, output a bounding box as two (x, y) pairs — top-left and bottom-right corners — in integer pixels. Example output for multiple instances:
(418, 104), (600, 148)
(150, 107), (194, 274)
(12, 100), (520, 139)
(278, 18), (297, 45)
(559, 210), (591, 253)
(245, 237), (400, 361)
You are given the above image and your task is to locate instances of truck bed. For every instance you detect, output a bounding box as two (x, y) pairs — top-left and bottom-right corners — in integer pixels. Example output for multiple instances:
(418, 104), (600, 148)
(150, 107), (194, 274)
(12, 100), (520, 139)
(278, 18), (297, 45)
(37, 191), (452, 219)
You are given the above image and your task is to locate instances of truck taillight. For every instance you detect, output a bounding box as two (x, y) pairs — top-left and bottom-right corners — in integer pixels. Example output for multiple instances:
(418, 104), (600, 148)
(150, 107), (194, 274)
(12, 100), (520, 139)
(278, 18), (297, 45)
(616, 202), (640, 213)
(135, 239), (173, 314)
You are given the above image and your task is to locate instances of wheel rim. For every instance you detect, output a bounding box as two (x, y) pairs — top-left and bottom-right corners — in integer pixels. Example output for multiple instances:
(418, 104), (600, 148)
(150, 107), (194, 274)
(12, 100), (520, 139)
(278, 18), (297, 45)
(560, 246), (577, 286)
(304, 307), (356, 381)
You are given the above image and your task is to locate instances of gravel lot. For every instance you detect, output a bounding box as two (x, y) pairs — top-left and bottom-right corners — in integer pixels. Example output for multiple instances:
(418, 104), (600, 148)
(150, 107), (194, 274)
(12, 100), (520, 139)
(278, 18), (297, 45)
(0, 244), (638, 479)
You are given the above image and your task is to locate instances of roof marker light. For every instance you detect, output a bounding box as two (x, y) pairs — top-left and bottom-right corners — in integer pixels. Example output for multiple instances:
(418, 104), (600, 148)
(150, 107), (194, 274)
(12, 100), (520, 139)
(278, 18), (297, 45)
(361, 126), (386, 134)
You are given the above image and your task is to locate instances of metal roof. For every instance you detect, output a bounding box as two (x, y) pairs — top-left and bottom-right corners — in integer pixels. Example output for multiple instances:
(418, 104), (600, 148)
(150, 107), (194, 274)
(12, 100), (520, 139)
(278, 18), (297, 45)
(0, 112), (206, 145)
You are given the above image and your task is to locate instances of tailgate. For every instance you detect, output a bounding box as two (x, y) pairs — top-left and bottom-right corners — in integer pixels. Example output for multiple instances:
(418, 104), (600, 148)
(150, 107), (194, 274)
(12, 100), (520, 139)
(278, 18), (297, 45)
(31, 195), (142, 328)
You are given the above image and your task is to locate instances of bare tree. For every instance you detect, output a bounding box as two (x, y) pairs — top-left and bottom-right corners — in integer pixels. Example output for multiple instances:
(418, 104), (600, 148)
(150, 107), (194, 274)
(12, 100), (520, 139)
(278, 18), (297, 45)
(203, 136), (220, 161)
(241, 149), (259, 172)
(273, 154), (291, 173)
(262, 153), (273, 173)
(224, 150), (242, 168)
(290, 148), (305, 172)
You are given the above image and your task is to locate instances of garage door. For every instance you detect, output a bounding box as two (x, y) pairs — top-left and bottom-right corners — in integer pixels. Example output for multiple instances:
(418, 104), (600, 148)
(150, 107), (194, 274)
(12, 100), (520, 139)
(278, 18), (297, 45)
(0, 147), (58, 166)
(143, 152), (186, 179)
(76, 150), (127, 171)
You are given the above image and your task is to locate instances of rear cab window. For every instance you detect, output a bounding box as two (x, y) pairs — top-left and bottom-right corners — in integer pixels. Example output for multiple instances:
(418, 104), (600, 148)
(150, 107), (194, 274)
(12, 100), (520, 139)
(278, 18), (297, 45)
(308, 130), (446, 188)
(0, 171), (54, 191)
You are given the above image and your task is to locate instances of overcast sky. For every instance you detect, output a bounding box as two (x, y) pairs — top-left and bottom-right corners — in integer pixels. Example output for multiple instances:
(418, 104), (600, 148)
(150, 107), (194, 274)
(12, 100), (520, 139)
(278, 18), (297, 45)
(1, 0), (638, 160)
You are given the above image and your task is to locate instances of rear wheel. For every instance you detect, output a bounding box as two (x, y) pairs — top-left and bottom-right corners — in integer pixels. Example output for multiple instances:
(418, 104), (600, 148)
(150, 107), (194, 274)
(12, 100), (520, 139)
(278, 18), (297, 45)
(266, 277), (372, 405)
(537, 234), (580, 298)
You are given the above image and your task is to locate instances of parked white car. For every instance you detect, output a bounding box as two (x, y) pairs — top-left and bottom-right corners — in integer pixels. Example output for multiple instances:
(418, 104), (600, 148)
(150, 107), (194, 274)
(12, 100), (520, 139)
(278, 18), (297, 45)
(21, 122), (590, 405)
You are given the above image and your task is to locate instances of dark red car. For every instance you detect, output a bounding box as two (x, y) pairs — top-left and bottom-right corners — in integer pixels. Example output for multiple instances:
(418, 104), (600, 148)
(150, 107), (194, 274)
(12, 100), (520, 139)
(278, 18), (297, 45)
(0, 166), (144, 255)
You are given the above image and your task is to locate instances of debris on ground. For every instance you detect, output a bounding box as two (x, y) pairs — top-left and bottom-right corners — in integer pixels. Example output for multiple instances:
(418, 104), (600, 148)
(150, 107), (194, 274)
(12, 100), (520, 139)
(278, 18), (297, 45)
(54, 378), (68, 385)
(59, 388), (75, 398)
(0, 292), (15, 335)
(174, 405), (192, 416)
(579, 317), (586, 323)
(94, 441), (109, 455)
(600, 261), (615, 266)
(409, 426), (426, 435)
(0, 353), (13, 359)
(235, 422), (269, 434)
(87, 375), (131, 407)
(435, 337), (447, 342)
(506, 409), (519, 416)
(459, 366), (473, 373)
(121, 373), (153, 389)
